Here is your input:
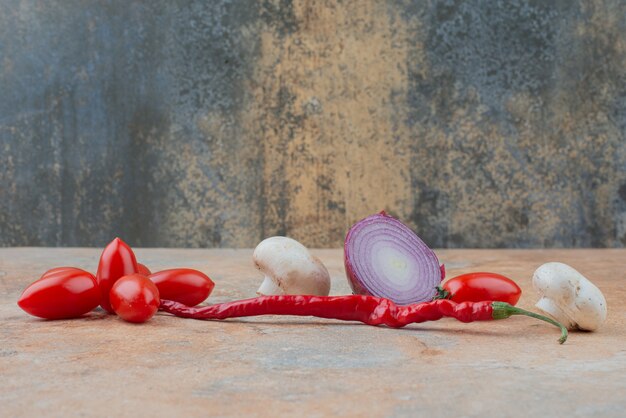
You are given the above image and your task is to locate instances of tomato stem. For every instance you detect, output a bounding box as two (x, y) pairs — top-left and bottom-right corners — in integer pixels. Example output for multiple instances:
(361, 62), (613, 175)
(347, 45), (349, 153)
(491, 302), (568, 344)
(432, 286), (451, 300)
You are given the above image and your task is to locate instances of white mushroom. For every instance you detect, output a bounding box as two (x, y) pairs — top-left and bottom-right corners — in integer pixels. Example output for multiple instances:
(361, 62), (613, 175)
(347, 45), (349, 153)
(253, 236), (331, 296)
(532, 262), (607, 331)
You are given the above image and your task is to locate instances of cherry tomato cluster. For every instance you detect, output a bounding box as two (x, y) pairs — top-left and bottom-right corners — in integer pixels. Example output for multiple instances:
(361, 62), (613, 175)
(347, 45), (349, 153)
(17, 238), (215, 323)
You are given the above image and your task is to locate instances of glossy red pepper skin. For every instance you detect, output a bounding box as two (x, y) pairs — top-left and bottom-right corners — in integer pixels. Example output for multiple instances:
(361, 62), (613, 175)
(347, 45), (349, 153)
(96, 238), (139, 313)
(18, 268), (100, 319)
(160, 295), (567, 343)
(160, 296), (493, 326)
(442, 272), (522, 305)
(149, 269), (214, 306)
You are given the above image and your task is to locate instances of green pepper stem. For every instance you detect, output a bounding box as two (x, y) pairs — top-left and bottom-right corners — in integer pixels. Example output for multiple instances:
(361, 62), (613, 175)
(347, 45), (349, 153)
(491, 302), (568, 344)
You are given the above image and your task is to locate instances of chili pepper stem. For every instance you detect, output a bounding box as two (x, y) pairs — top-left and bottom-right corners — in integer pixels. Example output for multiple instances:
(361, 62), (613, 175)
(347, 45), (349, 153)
(491, 302), (568, 344)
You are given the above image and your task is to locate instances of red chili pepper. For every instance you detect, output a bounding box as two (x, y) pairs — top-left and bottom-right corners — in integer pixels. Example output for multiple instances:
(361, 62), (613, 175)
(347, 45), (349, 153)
(160, 295), (568, 343)
(96, 238), (139, 313)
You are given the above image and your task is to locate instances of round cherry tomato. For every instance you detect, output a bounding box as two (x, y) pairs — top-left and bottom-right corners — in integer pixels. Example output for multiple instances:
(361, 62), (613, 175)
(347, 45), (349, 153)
(96, 238), (139, 313)
(442, 272), (522, 305)
(149, 269), (214, 306)
(110, 274), (160, 323)
(137, 263), (151, 276)
(18, 268), (100, 319)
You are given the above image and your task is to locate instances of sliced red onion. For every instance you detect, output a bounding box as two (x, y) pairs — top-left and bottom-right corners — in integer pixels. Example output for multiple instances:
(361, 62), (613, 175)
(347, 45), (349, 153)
(344, 211), (443, 305)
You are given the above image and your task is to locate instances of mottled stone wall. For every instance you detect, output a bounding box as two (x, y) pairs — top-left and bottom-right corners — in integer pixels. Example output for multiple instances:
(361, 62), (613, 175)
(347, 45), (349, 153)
(1, 0), (625, 248)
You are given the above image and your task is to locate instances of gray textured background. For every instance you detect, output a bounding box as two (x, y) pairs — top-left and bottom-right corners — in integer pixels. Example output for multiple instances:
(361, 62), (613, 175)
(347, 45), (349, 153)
(1, 0), (625, 248)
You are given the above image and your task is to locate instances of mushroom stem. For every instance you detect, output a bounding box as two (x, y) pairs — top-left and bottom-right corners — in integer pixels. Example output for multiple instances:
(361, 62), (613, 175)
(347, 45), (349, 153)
(535, 297), (576, 329)
(257, 275), (284, 296)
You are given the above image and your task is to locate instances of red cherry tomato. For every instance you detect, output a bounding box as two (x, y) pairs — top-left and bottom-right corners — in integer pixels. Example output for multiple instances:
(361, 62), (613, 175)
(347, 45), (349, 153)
(149, 269), (214, 306)
(18, 268), (100, 319)
(442, 272), (522, 305)
(96, 238), (139, 313)
(109, 274), (160, 323)
(137, 263), (151, 276)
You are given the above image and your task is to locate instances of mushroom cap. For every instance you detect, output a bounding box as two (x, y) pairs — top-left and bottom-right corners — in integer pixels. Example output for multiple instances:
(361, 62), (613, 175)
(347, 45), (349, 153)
(253, 236), (331, 296)
(533, 262), (607, 331)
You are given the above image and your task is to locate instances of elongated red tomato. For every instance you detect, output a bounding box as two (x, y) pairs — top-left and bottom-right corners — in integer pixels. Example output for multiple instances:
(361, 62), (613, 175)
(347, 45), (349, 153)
(137, 263), (151, 276)
(18, 268), (100, 319)
(96, 238), (139, 313)
(442, 272), (522, 305)
(149, 269), (214, 306)
(39, 266), (91, 277)
(110, 274), (160, 323)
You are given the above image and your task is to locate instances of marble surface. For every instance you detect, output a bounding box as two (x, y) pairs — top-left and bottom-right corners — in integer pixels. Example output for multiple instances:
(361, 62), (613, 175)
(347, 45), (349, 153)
(1, 248), (625, 417)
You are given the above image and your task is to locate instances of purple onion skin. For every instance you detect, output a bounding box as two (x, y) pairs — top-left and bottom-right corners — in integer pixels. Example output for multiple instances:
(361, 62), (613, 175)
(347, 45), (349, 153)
(344, 211), (444, 305)
(344, 257), (369, 296)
